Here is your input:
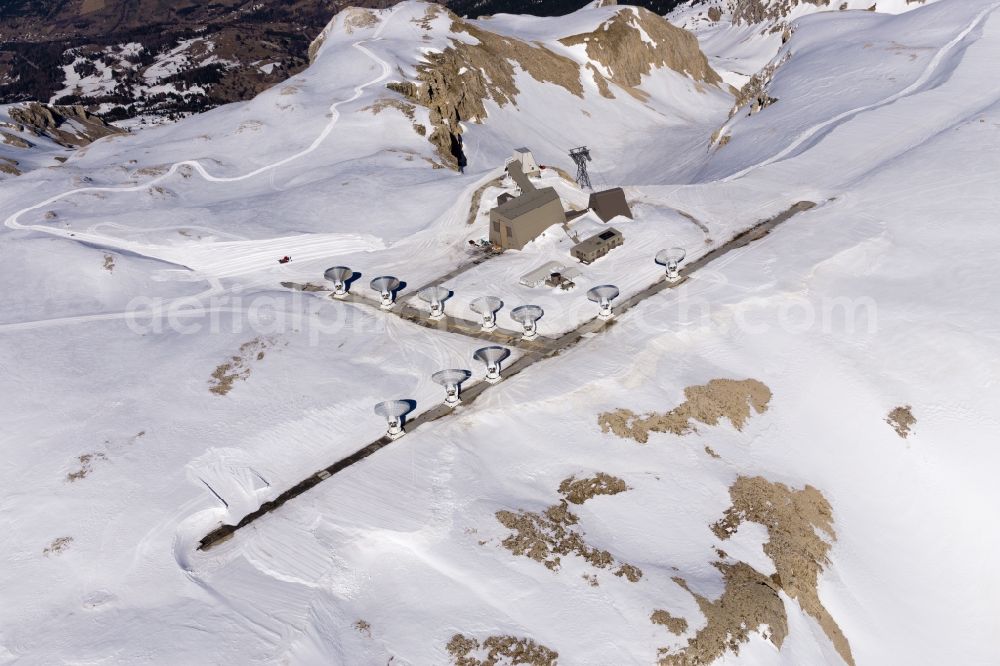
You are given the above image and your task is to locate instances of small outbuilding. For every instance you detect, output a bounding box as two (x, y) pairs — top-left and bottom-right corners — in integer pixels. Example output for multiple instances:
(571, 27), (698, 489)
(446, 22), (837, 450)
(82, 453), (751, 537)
(571, 227), (624, 264)
(520, 261), (581, 288)
(510, 147), (540, 177)
(588, 188), (632, 223)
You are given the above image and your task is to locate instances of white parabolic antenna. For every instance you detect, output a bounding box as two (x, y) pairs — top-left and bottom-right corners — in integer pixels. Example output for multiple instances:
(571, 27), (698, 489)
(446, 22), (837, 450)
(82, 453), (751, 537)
(374, 399), (410, 438)
(511, 304), (543, 339)
(470, 296), (503, 329)
(370, 275), (401, 308)
(587, 284), (620, 319)
(432, 368), (472, 405)
(473, 345), (510, 382)
(655, 247), (686, 281)
(418, 286), (451, 319)
(324, 266), (352, 296)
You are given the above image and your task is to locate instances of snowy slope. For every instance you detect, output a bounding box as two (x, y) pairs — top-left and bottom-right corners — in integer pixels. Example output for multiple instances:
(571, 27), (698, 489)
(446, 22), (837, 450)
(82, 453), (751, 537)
(1, 1), (999, 664)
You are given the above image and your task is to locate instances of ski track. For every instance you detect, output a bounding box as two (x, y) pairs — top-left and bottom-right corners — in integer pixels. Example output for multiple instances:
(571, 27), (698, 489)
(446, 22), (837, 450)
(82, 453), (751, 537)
(722, 1), (1000, 182)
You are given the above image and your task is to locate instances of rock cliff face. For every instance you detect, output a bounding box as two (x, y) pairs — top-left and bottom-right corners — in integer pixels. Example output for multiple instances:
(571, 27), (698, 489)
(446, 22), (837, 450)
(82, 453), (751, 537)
(386, 5), (720, 167)
(730, 51), (788, 117)
(725, 0), (831, 25)
(7, 102), (125, 148)
(560, 6), (721, 99)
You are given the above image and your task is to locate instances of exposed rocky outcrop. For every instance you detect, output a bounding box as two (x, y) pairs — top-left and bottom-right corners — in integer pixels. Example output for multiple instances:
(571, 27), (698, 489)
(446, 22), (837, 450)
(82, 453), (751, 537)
(495, 473), (641, 581)
(7, 102), (125, 148)
(661, 562), (788, 664)
(447, 633), (558, 666)
(559, 6), (721, 100)
(886, 404), (916, 438)
(731, 51), (789, 117)
(661, 476), (850, 665)
(386, 5), (719, 167)
(0, 157), (21, 176)
(386, 6), (584, 167)
(712, 476), (854, 665)
(598, 378), (772, 443)
(724, 0), (831, 25)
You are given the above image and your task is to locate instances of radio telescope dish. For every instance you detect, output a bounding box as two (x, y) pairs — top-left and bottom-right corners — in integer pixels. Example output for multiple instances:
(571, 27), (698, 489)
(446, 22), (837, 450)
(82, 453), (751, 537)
(470, 296), (503, 330)
(510, 305), (543, 340)
(374, 399), (411, 439)
(370, 276), (401, 309)
(655, 248), (686, 282)
(432, 368), (472, 406)
(473, 345), (510, 383)
(587, 284), (620, 320)
(418, 285), (451, 320)
(324, 266), (352, 297)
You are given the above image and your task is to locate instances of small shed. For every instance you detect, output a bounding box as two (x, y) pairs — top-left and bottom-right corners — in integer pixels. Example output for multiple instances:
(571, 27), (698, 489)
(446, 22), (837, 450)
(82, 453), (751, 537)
(520, 261), (565, 287)
(571, 227), (624, 264)
(588, 188), (632, 222)
(519, 262), (581, 288)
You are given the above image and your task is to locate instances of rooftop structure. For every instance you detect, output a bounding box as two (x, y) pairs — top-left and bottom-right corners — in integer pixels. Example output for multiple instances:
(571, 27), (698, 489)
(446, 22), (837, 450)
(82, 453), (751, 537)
(588, 188), (632, 222)
(510, 147), (540, 177)
(489, 160), (565, 251)
(572, 227), (624, 264)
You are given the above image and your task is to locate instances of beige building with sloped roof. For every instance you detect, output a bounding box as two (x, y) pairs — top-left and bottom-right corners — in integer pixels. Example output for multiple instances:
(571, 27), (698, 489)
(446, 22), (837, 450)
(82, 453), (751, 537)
(489, 160), (565, 251)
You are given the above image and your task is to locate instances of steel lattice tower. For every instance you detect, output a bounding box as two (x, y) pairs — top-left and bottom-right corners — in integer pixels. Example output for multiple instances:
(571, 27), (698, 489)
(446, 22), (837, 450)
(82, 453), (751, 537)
(569, 146), (593, 190)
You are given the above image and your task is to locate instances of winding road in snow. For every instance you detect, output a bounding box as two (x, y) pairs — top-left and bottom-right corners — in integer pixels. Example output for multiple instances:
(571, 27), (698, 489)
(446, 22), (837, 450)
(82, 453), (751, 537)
(2, 7), (403, 273)
(723, 1), (1000, 182)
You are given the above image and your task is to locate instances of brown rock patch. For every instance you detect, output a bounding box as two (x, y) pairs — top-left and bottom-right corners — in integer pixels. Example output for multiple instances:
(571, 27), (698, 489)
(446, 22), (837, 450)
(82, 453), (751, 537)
(599, 378), (772, 443)
(712, 476), (853, 666)
(650, 609), (689, 635)
(560, 7), (721, 97)
(662, 562), (787, 665)
(209, 337), (275, 396)
(447, 634), (557, 666)
(496, 474), (640, 581)
(558, 472), (628, 504)
(886, 405), (915, 439)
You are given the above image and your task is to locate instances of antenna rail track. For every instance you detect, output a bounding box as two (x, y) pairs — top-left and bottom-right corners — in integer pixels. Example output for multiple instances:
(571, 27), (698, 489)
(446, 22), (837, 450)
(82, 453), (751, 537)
(199, 200), (816, 550)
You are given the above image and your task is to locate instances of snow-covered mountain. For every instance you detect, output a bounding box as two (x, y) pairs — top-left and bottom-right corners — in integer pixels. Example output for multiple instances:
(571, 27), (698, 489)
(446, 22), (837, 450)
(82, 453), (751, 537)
(1, 1), (998, 664)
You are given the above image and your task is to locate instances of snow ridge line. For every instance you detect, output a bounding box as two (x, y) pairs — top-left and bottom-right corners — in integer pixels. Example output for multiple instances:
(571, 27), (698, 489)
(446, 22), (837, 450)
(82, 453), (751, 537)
(1, 6), (401, 255)
(722, 1), (1000, 183)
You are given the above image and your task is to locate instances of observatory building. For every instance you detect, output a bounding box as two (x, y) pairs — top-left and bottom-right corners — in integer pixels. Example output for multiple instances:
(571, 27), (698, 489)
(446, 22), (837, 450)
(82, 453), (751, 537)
(572, 227), (624, 264)
(588, 188), (632, 223)
(489, 160), (565, 251)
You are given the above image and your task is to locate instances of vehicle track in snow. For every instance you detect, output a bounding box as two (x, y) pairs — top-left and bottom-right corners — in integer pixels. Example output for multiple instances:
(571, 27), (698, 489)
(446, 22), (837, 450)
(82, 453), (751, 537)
(197, 200), (817, 550)
(722, 1), (1000, 183)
